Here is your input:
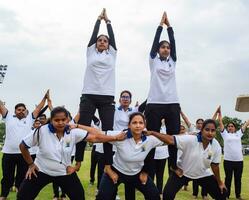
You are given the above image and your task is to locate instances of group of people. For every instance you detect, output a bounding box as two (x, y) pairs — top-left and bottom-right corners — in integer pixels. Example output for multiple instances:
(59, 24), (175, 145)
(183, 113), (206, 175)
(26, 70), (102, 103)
(0, 8), (248, 200)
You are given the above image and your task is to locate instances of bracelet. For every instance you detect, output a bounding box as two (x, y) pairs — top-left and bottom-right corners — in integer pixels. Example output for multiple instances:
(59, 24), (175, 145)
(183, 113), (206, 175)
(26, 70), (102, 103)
(106, 20), (111, 24)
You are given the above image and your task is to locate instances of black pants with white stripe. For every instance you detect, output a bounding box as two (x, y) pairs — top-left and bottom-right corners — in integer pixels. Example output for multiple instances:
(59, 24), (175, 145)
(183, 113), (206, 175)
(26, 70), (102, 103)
(17, 172), (84, 200)
(0, 153), (28, 197)
(75, 94), (115, 162)
(96, 167), (160, 200)
(224, 160), (243, 198)
(163, 173), (226, 200)
(145, 103), (180, 171)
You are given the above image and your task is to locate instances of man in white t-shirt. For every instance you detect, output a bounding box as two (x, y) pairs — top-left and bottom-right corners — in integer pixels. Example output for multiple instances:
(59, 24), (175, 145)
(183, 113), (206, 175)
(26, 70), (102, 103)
(0, 92), (48, 200)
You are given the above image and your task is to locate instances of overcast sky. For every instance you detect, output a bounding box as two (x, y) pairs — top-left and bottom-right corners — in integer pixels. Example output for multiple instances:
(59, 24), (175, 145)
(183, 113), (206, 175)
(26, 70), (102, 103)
(0, 0), (249, 123)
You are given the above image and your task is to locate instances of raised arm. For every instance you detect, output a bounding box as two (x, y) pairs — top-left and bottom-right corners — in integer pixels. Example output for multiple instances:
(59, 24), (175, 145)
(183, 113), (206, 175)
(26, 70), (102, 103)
(165, 12), (176, 62)
(218, 108), (224, 132)
(150, 13), (165, 59)
(241, 119), (249, 133)
(88, 10), (103, 47)
(212, 105), (221, 120)
(0, 100), (8, 117)
(103, 9), (116, 50)
(32, 90), (49, 119)
(180, 110), (191, 128)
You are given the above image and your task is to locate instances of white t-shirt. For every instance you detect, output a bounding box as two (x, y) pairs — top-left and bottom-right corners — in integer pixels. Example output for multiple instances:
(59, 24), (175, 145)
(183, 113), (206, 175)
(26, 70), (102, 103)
(175, 134), (221, 179)
(107, 130), (163, 175)
(22, 125), (88, 176)
(154, 125), (169, 160)
(188, 124), (200, 135)
(147, 56), (178, 104)
(221, 129), (243, 161)
(82, 44), (117, 96)
(95, 143), (104, 154)
(113, 106), (138, 131)
(2, 112), (34, 154)
(29, 129), (39, 155)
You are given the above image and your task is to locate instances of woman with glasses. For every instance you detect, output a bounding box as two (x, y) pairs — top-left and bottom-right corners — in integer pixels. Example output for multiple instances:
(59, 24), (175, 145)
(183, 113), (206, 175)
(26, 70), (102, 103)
(104, 90), (139, 200)
(146, 119), (227, 200)
(145, 11), (180, 174)
(217, 107), (249, 200)
(75, 8), (117, 167)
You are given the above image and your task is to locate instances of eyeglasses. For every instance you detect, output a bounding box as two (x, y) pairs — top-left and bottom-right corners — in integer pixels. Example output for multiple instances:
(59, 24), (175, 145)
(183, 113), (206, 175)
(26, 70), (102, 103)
(204, 128), (216, 132)
(120, 96), (131, 100)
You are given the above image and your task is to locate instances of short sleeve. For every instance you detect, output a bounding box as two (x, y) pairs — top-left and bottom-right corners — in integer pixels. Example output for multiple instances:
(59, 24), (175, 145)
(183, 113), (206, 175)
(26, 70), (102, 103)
(106, 130), (123, 145)
(87, 44), (96, 57)
(22, 130), (39, 148)
(211, 140), (222, 164)
(174, 135), (195, 151)
(109, 45), (117, 57)
(237, 129), (243, 138)
(71, 128), (88, 143)
(148, 135), (163, 148)
(2, 111), (11, 122)
(220, 129), (228, 139)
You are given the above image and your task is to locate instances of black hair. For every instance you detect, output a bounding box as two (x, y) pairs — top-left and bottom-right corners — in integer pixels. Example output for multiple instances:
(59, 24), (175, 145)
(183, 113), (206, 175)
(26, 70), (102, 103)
(39, 114), (46, 119)
(158, 40), (170, 52)
(226, 122), (237, 130)
(196, 118), (204, 124)
(201, 119), (217, 131)
(34, 119), (40, 123)
(97, 34), (109, 43)
(128, 112), (145, 125)
(50, 106), (69, 120)
(120, 90), (132, 99)
(15, 103), (26, 110)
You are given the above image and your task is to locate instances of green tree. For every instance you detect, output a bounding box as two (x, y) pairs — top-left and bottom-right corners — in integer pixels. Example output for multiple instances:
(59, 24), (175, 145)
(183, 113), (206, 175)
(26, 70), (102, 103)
(0, 122), (5, 143)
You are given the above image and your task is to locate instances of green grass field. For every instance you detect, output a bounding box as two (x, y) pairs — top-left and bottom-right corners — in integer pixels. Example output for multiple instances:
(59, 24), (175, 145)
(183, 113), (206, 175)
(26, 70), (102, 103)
(1, 152), (248, 200)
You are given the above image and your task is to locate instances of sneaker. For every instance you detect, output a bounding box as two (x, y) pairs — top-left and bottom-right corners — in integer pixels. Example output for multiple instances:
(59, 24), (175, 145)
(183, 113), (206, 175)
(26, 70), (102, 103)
(202, 196), (208, 200)
(116, 195), (121, 200)
(89, 181), (94, 186)
(61, 197), (67, 200)
(95, 189), (99, 196)
(53, 198), (59, 200)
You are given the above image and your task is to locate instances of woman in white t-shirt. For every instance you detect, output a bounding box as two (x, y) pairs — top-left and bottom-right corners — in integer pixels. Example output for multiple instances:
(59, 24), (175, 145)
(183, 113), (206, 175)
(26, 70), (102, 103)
(218, 108), (249, 199)
(96, 112), (163, 200)
(75, 8), (117, 164)
(17, 107), (125, 200)
(145, 11), (180, 173)
(147, 119), (227, 200)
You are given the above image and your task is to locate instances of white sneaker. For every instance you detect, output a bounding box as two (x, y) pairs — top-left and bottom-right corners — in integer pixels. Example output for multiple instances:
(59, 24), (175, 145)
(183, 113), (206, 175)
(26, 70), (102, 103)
(116, 195), (121, 200)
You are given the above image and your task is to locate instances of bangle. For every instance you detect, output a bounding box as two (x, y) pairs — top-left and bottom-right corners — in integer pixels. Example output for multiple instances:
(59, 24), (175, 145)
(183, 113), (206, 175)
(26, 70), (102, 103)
(106, 20), (111, 24)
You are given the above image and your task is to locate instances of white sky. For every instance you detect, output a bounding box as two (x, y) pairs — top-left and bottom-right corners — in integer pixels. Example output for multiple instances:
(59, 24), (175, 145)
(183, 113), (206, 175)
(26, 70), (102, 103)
(0, 0), (249, 122)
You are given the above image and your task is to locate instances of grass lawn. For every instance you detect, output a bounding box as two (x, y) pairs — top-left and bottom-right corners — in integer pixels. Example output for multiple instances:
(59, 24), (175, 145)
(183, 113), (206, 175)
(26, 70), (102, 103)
(1, 152), (248, 200)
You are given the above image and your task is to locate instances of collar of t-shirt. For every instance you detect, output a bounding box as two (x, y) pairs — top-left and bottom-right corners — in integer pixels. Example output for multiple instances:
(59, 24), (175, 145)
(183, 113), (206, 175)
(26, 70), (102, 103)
(95, 48), (110, 55)
(159, 55), (170, 62)
(126, 128), (147, 142)
(117, 106), (132, 112)
(197, 132), (213, 144)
